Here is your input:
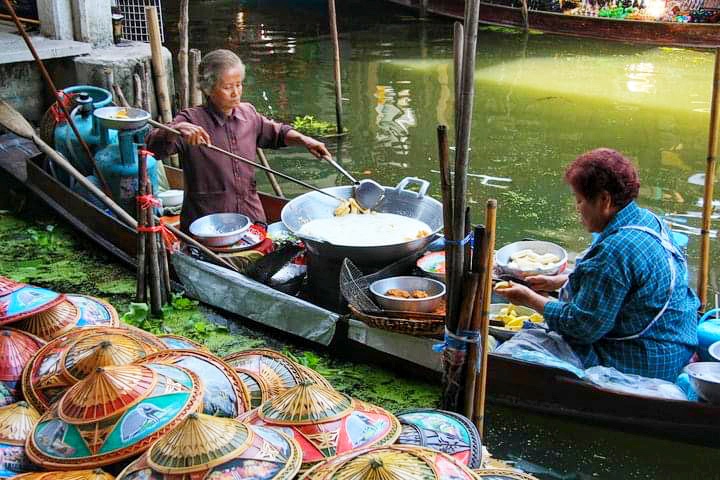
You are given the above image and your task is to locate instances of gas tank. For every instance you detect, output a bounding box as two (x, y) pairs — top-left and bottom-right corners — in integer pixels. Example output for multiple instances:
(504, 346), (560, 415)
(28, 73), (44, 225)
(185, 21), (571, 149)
(95, 125), (158, 214)
(698, 308), (720, 361)
(53, 86), (118, 177)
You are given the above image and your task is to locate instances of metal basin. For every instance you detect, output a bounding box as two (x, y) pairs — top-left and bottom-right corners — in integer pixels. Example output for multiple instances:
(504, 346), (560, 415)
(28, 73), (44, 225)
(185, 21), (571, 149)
(281, 177), (443, 266)
(370, 276), (446, 313)
(685, 362), (720, 404)
(93, 106), (151, 130)
(189, 213), (252, 248)
(495, 240), (568, 279)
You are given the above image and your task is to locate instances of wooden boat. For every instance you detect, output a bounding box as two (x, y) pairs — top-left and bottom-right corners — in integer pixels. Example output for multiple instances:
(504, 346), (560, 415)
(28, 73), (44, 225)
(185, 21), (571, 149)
(386, 0), (720, 48)
(1, 143), (720, 447)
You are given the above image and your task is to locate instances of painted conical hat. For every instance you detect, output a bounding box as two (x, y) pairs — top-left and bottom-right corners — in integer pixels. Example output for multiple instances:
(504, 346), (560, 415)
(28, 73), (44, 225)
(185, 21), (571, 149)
(224, 349), (331, 407)
(243, 383), (401, 469)
(0, 276), (64, 325)
(0, 401), (40, 445)
(13, 469), (115, 479)
(22, 327), (163, 412)
(26, 363), (204, 469)
(396, 408), (483, 468)
(0, 401), (42, 477)
(58, 365), (157, 423)
(16, 294), (119, 341)
(138, 349), (251, 417)
(0, 327), (44, 403)
(259, 380), (353, 425)
(299, 445), (479, 480)
(157, 334), (207, 351)
(117, 415), (301, 479)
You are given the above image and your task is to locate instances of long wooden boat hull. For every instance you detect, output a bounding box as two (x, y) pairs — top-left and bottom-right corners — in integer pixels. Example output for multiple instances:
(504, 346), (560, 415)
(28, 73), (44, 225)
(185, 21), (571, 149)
(388, 0), (720, 48)
(2, 150), (720, 446)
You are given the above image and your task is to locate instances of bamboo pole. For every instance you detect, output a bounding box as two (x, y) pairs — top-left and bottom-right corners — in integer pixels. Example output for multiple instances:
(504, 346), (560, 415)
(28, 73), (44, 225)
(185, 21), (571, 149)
(189, 49), (203, 107)
(328, 0), (344, 134)
(139, 151), (163, 316)
(1, 0), (112, 195)
(698, 48), (720, 309)
(463, 223), (489, 418)
(453, 22), (464, 136)
(148, 176), (173, 304)
(473, 199), (497, 439)
(146, 7), (173, 124)
(135, 158), (148, 304)
(177, 0), (190, 109)
(133, 73), (144, 108)
(520, 0), (530, 31)
(0, 12), (39, 25)
(142, 60), (152, 113)
(256, 148), (285, 198)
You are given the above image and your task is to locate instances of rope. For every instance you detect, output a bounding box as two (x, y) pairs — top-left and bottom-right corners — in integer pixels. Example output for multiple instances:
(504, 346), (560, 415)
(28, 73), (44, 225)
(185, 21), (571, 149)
(444, 232), (474, 246)
(50, 91), (76, 123)
(136, 194), (161, 210)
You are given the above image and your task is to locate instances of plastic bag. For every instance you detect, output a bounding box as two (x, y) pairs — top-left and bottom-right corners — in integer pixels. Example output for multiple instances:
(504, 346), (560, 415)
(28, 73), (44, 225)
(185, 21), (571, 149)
(495, 329), (586, 378)
(585, 366), (688, 401)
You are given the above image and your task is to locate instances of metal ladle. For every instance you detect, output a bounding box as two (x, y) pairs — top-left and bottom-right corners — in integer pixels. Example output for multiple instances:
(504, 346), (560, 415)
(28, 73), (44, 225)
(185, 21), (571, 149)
(323, 155), (385, 210)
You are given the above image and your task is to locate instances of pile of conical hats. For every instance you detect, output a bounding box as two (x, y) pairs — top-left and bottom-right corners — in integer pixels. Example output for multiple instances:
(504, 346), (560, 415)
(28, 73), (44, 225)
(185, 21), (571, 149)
(0, 275), (518, 479)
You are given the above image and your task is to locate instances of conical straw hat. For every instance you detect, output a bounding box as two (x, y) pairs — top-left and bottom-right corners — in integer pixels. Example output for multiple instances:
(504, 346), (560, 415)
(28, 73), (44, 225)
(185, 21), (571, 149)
(299, 445), (479, 480)
(17, 298), (80, 340)
(58, 365), (157, 423)
(64, 333), (156, 381)
(0, 401), (40, 445)
(0, 276), (64, 325)
(14, 469), (115, 479)
(259, 380), (353, 425)
(0, 327), (44, 382)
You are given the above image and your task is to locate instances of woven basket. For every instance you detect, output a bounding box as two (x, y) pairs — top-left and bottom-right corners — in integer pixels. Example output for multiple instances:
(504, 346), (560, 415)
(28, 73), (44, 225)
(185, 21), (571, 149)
(349, 304), (444, 337)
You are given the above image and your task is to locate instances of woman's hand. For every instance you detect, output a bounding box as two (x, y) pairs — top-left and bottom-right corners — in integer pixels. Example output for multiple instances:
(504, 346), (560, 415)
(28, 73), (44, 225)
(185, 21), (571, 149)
(174, 122), (211, 146)
(524, 273), (569, 292)
(495, 281), (550, 313)
(302, 135), (331, 159)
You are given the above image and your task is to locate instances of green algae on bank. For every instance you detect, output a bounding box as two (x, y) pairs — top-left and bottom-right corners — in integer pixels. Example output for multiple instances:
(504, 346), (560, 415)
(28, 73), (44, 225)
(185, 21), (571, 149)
(0, 210), (439, 413)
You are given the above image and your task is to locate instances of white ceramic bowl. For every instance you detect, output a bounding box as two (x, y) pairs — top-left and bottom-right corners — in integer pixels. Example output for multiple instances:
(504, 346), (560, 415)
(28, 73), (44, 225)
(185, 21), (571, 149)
(157, 189), (184, 208)
(495, 240), (567, 279)
(416, 251), (446, 283)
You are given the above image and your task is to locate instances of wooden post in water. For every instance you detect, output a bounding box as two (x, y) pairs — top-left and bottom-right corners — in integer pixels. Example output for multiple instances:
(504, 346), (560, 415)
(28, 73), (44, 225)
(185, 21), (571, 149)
(474, 199), (497, 439)
(453, 22), (464, 136)
(178, 0), (190, 110)
(520, 0), (530, 31)
(698, 48), (720, 309)
(190, 49), (204, 107)
(135, 157), (148, 304)
(139, 150), (163, 316)
(328, 0), (344, 134)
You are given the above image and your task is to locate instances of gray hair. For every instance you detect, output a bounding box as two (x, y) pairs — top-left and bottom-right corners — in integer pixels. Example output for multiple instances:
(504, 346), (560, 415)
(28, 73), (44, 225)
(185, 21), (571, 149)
(198, 49), (246, 96)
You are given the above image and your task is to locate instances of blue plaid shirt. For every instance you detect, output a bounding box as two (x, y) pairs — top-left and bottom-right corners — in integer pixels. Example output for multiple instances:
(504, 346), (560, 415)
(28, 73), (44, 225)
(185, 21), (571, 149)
(544, 201), (699, 381)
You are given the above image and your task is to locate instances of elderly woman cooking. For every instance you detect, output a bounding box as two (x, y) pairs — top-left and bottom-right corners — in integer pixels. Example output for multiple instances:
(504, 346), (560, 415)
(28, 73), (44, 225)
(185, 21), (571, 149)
(495, 148), (699, 381)
(146, 49), (331, 232)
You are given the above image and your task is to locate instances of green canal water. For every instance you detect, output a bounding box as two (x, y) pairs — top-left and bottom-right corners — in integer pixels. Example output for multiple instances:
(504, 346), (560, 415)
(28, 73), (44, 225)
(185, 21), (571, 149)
(176, 0), (716, 477)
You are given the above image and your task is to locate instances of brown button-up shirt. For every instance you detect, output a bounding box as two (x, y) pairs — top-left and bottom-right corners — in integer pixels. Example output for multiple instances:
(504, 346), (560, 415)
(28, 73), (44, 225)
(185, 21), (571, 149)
(146, 102), (291, 232)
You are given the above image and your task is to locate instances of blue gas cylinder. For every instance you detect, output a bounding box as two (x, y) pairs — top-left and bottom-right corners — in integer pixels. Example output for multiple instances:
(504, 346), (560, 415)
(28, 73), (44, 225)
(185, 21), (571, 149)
(53, 86), (118, 178)
(94, 125), (158, 214)
(698, 308), (720, 361)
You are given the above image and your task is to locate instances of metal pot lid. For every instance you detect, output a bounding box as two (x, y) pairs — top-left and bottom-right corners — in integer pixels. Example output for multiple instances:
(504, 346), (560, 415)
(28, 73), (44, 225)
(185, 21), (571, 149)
(118, 422), (301, 480)
(138, 349), (251, 418)
(0, 276), (64, 325)
(299, 445), (478, 480)
(244, 387), (400, 468)
(22, 327), (163, 412)
(27, 363), (203, 469)
(157, 334), (207, 351)
(14, 469), (115, 479)
(0, 401), (40, 445)
(396, 408), (483, 469)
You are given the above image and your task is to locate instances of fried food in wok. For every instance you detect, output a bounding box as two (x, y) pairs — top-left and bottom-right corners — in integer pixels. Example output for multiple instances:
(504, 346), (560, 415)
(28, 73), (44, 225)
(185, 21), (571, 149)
(334, 198), (370, 217)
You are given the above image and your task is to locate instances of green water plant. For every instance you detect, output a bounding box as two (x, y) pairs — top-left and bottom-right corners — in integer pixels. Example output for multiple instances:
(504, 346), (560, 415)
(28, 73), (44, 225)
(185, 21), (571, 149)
(291, 115), (338, 137)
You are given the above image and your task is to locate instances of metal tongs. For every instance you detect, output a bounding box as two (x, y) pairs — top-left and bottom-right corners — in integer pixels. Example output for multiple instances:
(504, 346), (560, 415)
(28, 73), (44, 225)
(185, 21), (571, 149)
(324, 155), (385, 210)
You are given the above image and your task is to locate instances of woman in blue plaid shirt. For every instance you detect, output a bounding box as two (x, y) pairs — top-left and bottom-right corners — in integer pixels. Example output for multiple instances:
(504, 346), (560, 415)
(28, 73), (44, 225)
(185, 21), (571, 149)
(496, 148), (699, 381)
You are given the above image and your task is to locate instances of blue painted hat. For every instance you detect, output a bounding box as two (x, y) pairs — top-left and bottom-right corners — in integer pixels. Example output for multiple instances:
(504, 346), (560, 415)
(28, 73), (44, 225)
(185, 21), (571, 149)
(0, 276), (64, 326)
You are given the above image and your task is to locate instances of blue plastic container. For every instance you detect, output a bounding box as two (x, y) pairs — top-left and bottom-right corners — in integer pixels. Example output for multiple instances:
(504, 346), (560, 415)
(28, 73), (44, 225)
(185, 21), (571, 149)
(53, 85), (118, 181)
(95, 125), (158, 214)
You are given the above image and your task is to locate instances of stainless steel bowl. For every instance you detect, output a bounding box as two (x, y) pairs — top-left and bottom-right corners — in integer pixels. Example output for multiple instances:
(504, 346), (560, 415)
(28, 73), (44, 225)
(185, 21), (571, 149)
(189, 213), (252, 248)
(684, 362), (720, 404)
(495, 240), (568, 279)
(369, 276), (446, 313)
(93, 106), (151, 130)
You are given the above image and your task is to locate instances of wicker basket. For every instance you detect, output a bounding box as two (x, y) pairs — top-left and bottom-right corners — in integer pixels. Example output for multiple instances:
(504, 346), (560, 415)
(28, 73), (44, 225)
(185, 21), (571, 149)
(349, 304), (444, 337)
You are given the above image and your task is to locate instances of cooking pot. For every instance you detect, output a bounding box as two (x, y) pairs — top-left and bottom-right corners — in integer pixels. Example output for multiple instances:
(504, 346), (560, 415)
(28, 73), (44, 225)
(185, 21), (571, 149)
(281, 177), (443, 266)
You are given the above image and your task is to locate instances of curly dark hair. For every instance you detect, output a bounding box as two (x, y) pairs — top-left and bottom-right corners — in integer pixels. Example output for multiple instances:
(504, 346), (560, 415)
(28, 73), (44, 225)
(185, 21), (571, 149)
(564, 148), (640, 208)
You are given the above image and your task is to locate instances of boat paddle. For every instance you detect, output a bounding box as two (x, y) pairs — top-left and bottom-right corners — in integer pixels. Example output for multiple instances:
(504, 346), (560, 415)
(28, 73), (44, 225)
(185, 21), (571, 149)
(0, 98), (240, 273)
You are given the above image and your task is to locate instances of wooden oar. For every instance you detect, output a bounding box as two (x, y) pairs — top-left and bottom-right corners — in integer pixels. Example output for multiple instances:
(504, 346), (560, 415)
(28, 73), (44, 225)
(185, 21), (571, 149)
(0, 98), (240, 273)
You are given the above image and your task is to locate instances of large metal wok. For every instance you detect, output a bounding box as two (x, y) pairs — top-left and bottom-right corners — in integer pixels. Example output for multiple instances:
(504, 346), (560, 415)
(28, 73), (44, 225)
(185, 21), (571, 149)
(281, 177), (443, 266)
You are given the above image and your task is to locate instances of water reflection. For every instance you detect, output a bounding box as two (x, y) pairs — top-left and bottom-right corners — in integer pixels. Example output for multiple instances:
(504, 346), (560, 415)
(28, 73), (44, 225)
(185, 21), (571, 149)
(374, 84), (416, 156)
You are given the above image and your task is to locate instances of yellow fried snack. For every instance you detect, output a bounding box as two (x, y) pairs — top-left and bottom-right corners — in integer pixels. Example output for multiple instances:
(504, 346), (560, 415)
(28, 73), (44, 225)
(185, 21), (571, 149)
(495, 281), (512, 290)
(494, 304), (544, 331)
(334, 198), (371, 217)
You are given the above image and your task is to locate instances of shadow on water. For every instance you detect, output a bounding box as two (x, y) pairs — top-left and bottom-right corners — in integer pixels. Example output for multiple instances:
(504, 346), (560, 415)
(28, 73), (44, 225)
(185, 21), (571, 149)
(163, 1), (720, 478)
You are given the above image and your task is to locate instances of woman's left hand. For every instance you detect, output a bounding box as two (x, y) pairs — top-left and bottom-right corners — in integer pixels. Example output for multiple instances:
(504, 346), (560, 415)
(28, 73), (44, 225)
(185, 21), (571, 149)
(495, 281), (550, 313)
(303, 136), (331, 159)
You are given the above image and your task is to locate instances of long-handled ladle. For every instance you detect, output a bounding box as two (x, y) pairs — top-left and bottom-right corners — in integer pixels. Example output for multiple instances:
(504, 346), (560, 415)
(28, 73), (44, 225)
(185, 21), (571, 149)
(323, 155), (385, 209)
